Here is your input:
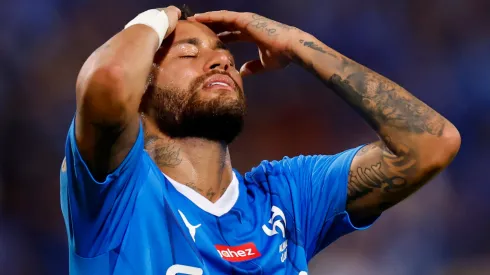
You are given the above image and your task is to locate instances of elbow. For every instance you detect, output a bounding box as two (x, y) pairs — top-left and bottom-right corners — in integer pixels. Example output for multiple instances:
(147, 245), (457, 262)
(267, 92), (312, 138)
(76, 65), (131, 122)
(427, 124), (461, 170)
(77, 65), (127, 103)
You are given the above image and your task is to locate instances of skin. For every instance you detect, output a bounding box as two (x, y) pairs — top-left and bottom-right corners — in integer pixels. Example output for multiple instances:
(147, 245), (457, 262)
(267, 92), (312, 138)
(141, 21), (244, 199)
(75, 7), (460, 223)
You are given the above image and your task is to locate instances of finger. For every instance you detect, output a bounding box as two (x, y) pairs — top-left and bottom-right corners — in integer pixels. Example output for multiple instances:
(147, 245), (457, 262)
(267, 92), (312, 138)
(201, 22), (233, 35)
(240, 60), (266, 77)
(217, 31), (250, 44)
(162, 6), (181, 37)
(192, 10), (249, 29)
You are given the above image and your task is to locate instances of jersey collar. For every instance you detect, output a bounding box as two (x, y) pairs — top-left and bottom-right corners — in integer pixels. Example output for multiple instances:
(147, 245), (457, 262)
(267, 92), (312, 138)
(163, 172), (239, 217)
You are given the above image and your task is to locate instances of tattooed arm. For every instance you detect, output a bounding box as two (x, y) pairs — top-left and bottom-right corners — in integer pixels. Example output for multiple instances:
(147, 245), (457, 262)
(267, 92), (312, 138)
(192, 11), (461, 224)
(292, 34), (461, 224)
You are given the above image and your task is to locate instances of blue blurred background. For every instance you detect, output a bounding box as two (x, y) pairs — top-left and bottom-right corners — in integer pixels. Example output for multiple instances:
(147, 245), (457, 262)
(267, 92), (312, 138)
(0, 0), (489, 274)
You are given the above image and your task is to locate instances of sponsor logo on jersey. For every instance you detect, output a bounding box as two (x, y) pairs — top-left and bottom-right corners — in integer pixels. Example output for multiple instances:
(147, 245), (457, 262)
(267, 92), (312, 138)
(215, 242), (261, 262)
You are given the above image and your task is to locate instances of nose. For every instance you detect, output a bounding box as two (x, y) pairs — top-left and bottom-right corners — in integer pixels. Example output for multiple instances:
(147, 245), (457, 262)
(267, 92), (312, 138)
(204, 51), (232, 72)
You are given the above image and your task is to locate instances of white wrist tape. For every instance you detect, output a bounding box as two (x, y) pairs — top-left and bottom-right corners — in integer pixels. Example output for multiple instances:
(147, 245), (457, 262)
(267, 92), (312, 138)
(125, 9), (169, 47)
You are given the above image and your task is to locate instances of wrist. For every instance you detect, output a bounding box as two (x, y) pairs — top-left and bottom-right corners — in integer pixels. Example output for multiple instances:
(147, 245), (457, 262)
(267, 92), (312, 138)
(125, 9), (169, 48)
(290, 33), (343, 80)
(288, 33), (316, 65)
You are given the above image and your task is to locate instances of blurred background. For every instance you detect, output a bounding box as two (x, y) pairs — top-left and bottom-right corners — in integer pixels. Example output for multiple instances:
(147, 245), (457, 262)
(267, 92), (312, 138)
(0, 0), (489, 274)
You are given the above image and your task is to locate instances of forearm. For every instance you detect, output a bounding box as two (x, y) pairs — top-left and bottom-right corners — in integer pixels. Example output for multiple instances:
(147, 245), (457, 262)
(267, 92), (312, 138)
(291, 33), (458, 161)
(77, 25), (159, 121)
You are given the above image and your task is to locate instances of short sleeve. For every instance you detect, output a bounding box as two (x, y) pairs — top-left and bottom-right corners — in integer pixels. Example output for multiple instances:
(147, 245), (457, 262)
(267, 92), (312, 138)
(277, 146), (377, 261)
(60, 118), (148, 258)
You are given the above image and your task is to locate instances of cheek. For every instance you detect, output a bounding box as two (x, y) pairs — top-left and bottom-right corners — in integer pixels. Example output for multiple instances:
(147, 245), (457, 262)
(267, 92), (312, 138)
(230, 70), (244, 91)
(155, 63), (200, 90)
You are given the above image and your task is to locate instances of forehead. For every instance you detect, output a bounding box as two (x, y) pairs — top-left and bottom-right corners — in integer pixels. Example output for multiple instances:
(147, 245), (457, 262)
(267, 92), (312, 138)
(171, 21), (220, 45)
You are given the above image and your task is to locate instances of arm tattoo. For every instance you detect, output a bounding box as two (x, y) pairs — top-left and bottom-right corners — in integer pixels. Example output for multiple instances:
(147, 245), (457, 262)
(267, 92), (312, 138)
(298, 39), (446, 137)
(296, 39), (454, 214)
(328, 72), (446, 136)
(347, 142), (417, 211)
(247, 14), (295, 37)
(299, 40), (337, 59)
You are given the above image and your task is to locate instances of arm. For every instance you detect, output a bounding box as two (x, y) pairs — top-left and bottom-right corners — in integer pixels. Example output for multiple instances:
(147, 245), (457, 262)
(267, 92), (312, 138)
(191, 11), (461, 224)
(291, 34), (461, 224)
(75, 7), (180, 180)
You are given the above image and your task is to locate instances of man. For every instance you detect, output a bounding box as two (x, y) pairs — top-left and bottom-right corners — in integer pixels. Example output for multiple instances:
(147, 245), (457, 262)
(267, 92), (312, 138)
(60, 5), (460, 275)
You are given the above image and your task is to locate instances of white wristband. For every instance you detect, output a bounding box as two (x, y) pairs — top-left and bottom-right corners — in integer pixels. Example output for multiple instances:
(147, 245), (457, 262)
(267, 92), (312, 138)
(124, 9), (169, 47)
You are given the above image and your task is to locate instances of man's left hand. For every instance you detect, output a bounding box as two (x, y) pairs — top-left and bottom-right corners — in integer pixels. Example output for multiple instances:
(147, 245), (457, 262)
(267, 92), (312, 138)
(190, 11), (304, 76)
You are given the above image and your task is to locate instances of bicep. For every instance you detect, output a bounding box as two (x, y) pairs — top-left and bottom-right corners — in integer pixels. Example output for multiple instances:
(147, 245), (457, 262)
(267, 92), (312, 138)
(346, 141), (422, 224)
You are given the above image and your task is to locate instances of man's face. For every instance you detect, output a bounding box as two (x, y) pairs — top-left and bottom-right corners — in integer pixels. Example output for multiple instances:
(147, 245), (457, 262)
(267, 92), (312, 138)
(141, 20), (246, 144)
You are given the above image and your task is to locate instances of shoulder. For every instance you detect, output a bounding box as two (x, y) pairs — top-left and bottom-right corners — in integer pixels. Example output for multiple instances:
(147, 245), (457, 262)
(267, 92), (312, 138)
(242, 156), (309, 194)
(245, 155), (327, 181)
(247, 155), (310, 176)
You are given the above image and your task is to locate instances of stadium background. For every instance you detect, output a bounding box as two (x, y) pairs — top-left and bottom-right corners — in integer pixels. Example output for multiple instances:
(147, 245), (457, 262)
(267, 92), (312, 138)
(0, 0), (489, 274)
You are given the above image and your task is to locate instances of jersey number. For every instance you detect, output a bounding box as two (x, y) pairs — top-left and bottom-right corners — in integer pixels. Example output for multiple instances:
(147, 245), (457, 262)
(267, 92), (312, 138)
(166, 264), (203, 275)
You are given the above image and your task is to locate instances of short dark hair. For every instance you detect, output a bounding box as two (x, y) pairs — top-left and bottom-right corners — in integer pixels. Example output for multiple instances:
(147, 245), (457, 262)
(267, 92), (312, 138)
(179, 4), (195, 20)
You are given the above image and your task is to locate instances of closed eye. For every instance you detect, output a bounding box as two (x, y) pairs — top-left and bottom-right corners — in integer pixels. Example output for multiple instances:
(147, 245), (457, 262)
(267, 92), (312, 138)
(180, 55), (197, 59)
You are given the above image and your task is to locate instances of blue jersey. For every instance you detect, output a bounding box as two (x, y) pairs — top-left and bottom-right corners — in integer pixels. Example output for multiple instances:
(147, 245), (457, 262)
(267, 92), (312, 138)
(60, 120), (375, 275)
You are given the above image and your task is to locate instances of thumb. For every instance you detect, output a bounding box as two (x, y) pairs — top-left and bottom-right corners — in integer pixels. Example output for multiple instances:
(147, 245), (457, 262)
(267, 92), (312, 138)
(240, 60), (265, 77)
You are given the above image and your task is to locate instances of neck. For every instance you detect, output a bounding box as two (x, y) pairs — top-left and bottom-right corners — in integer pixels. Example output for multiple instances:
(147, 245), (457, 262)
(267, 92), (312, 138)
(144, 123), (233, 203)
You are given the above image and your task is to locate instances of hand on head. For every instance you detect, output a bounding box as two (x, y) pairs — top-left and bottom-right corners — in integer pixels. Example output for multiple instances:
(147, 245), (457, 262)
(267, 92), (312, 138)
(188, 11), (303, 77)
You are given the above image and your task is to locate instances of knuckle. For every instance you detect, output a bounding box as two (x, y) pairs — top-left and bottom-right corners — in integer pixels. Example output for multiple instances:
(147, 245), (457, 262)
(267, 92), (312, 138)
(166, 6), (179, 14)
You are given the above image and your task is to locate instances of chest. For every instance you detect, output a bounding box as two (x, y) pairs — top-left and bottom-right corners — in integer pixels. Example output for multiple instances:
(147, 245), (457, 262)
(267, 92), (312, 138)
(122, 172), (310, 274)
(174, 204), (309, 275)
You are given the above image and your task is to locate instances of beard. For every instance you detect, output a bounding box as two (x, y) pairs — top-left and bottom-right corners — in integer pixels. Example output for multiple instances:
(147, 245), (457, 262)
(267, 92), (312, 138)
(141, 71), (246, 144)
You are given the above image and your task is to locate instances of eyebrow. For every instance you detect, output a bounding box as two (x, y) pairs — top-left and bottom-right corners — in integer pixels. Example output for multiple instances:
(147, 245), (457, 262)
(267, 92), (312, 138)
(173, 37), (230, 51)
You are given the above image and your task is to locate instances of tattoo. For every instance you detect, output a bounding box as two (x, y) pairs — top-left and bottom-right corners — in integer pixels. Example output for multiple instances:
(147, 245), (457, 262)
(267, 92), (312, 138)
(145, 136), (182, 168)
(347, 142), (417, 212)
(299, 41), (446, 137)
(220, 187), (227, 197)
(247, 14), (295, 37)
(299, 40), (327, 53)
(185, 182), (203, 193)
(353, 143), (377, 157)
(206, 188), (216, 201)
(327, 68), (445, 137)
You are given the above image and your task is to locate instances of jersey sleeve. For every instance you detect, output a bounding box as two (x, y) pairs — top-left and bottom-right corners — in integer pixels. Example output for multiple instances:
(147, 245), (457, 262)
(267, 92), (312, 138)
(60, 118), (148, 258)
(277, 146), (378, 260)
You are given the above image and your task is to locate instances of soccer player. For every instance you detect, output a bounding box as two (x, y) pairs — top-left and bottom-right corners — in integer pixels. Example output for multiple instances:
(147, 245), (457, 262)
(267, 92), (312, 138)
(60, 5), (460, 275)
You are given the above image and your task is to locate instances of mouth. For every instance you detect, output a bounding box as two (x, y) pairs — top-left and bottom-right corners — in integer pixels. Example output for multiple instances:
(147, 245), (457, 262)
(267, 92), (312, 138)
(202, 74), (235, 92)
